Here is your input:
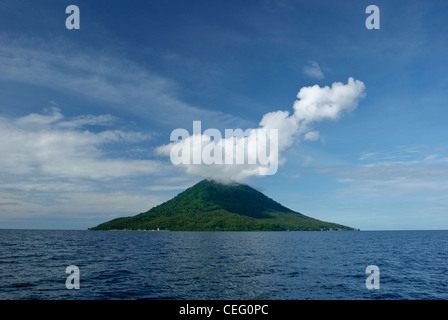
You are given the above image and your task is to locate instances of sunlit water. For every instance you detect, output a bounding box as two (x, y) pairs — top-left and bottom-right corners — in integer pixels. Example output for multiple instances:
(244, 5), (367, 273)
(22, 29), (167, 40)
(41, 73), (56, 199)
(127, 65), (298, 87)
(1, 229), (447, 300)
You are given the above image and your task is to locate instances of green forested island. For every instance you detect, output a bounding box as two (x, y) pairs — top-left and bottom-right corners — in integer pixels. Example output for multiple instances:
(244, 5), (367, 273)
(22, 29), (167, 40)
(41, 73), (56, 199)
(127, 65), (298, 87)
(89, 179), (356, 231)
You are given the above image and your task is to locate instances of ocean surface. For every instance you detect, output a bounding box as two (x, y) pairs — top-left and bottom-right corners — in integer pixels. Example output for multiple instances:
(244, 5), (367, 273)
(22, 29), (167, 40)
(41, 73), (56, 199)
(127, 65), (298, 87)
(0, 229), (447, 300)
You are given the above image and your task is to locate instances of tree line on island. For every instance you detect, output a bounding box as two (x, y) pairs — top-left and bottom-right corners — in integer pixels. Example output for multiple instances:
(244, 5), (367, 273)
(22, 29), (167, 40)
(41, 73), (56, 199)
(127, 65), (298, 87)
(89, 179), (357, 231)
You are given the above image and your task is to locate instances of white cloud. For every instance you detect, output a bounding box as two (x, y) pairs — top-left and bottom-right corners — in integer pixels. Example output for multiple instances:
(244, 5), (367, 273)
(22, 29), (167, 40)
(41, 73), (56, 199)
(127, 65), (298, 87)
(303, 131), (320, 141)
(293, 77), (366, 124)
(0, 108), (162, 179)
(14, 107), (64, 127)
(303, 61), (324, 80)
(156, 78), (366, 182)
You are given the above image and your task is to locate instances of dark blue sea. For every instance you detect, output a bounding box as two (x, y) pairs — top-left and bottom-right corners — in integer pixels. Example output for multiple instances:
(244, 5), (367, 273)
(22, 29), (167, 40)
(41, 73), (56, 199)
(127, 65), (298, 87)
(1, 229), (447, 300)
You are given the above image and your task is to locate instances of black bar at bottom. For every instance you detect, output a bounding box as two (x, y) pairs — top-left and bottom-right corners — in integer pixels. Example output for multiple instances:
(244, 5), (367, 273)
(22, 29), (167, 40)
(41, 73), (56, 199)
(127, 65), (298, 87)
(0, 299), (439, 319)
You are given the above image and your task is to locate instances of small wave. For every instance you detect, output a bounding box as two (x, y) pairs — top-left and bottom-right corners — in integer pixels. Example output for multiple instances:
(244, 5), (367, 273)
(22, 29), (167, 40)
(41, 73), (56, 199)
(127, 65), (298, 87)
(117, 269), (134, 274)
(13, 282), (35, 288)
(138, 296), (180, 300)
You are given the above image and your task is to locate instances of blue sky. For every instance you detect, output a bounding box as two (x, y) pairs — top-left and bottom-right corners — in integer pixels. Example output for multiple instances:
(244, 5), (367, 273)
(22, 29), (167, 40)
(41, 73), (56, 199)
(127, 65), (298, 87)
(1, 0), (447, 230)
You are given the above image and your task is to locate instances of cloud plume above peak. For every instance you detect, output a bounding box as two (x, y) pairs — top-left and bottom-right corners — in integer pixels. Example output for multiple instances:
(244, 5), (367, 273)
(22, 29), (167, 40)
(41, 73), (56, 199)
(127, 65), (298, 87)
(156, 77), (366, 183)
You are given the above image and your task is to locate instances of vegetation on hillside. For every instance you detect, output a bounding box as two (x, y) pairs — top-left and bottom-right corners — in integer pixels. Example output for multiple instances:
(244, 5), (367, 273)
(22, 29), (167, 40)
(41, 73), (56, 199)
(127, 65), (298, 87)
(89, 179), (356, 231)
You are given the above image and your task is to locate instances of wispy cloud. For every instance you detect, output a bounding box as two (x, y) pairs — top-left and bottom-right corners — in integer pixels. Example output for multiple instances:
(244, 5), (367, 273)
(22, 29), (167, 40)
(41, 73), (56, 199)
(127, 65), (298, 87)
(333, 166), (448, 202)
(0, 108), (161, 179)
(0, 108), (194, 228)
(322, 146), (448, 202)
(303, 61), (324, 80)
(0, 35), (251, 130)
(0, 190), (164, 228)
(358, 146), (448, 167)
